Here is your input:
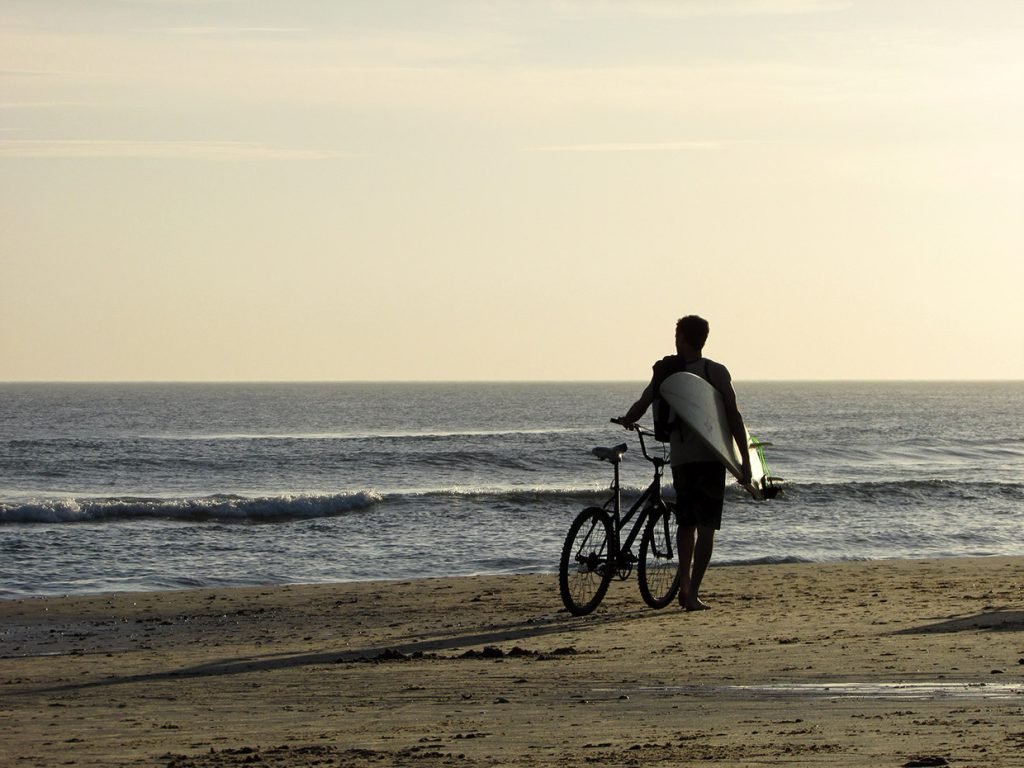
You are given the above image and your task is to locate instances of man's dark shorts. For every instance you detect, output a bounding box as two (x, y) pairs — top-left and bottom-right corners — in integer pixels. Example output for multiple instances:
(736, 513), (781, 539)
(672, 461), (726, 530)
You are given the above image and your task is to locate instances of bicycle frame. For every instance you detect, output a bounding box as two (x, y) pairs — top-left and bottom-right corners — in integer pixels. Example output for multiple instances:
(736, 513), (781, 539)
(599, 427), (669, 567)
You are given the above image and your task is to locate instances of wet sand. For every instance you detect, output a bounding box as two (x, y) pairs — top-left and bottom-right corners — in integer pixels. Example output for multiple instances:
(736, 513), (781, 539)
(2, 557), (1023, 767)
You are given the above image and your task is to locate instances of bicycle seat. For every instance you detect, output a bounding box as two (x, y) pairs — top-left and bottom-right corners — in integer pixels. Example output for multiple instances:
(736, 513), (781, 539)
(592, 443), (627, 463)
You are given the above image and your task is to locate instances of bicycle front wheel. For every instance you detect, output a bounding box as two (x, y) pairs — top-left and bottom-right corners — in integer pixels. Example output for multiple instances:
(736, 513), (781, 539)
(638, 502), (681, 609)
(559, 507), (614, 616)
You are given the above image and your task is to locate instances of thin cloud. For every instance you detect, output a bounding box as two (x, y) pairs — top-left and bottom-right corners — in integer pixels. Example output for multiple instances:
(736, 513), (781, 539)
(0, 139), (347, 160)
(0, 69), (56, 78)
(167, 27), (310, 37)
(532, 140), (722, 152)
(119, 0), (248, 4)
(550, 0), (850, 18)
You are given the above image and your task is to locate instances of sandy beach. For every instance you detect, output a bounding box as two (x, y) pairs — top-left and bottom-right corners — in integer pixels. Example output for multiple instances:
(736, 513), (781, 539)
(2, 557), (1023, 767)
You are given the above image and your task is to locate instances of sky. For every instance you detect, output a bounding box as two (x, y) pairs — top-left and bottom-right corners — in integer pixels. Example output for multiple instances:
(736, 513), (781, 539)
(2, 0), (1022, 382)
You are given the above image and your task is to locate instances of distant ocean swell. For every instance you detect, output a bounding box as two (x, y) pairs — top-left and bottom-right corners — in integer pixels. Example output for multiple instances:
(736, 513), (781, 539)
(782, 479), (1024, 505)
(0, 438), (564, 488)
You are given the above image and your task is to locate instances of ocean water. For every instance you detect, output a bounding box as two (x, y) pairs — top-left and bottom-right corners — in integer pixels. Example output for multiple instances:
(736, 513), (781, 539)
(1, 381), (1022, 598)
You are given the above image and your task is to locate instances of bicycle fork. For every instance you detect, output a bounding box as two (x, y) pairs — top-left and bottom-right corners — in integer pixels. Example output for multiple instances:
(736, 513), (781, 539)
(609, 459), (623, 561)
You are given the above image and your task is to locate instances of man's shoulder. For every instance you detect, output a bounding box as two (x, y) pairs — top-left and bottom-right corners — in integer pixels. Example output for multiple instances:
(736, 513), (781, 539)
(703, 357), (731, 377)
(700, 358), (733, 382)
(702, 358), (734, 393)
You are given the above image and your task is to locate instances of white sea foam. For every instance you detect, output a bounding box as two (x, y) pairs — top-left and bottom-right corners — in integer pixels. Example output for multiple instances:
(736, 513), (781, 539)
(0, 492), (383, 524)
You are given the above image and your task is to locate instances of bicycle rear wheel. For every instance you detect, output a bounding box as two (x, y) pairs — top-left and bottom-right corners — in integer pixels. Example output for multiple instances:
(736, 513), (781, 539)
(638, 502), (680, 609)
(559, 507), (614, 616)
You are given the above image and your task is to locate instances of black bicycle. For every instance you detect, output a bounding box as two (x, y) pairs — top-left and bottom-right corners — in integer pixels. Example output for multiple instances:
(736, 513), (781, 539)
(558, 423), (680, 616)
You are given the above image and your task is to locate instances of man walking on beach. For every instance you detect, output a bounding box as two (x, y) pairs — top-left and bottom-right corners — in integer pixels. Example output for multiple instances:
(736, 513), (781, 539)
(613, 315), (751, 611)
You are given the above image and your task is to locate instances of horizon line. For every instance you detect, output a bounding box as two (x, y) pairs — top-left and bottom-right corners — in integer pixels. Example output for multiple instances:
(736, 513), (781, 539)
(2, 378), (1022, 385)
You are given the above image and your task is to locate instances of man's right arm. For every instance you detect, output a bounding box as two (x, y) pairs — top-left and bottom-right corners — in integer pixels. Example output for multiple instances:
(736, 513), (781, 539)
(614, 382), (654, 428)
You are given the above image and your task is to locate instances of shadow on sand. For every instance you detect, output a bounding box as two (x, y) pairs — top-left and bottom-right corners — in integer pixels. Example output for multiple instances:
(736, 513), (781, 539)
(895, 609), (1024, 635)
(13, 606), (655, 695)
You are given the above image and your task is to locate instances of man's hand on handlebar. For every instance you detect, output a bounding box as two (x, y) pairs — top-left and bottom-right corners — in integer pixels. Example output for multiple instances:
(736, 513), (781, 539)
(610, 417), (637, 430)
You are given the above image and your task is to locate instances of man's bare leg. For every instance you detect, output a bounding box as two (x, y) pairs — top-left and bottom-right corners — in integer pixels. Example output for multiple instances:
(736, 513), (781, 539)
(685, 526), (716, 610)
(677, 525), (696, 607)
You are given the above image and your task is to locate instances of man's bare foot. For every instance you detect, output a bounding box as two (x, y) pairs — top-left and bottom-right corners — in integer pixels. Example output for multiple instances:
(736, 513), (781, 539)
(684, 598), (711, 612)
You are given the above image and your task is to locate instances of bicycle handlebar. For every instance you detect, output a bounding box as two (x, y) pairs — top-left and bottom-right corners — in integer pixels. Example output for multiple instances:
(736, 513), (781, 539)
(608, 419), (664, 465)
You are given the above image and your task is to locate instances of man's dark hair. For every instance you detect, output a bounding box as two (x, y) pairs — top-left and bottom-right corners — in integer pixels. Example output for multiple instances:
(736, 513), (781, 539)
(676, 315), (710, 349)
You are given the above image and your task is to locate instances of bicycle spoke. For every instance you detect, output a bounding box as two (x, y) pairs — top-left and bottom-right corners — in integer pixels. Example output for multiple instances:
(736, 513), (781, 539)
(638, 504), (680, 609)
(559, 508), (614, 615)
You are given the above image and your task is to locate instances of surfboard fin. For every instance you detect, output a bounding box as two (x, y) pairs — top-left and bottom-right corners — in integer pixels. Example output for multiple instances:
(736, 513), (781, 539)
(761, 479), (783, 500)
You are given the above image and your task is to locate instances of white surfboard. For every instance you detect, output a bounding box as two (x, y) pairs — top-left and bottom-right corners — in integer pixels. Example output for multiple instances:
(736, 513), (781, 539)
(659, 372), (775, 500)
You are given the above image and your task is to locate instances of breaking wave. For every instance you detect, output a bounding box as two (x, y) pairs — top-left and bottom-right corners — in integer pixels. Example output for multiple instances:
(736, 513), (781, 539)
(0, 492), (384, 524)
